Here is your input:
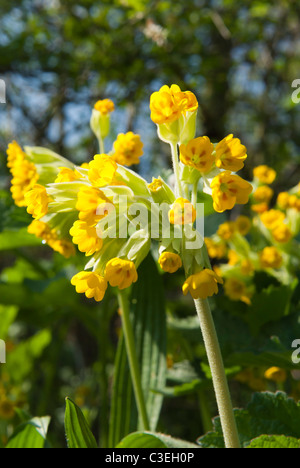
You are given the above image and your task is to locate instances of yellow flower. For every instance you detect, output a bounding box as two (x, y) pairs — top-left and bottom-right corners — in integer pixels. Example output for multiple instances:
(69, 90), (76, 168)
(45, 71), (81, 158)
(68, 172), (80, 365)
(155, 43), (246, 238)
(70, 220), (103, 256)
(288, 195), (299, 209)
(71, 271), (108, 302)
(10, 157), (39, 207)
(276, 192), (290, 210)
(260, 246), (282, 269)
(111, 132), (144, 166)
(88, 154), (118, 187)
(158, 252), (182, 273)
(76, 186), (113, 225)
(235, 215), (251, 235)
(179, 137), (214, 173)
(28, 219), (50, 239)
(253, 185), (274, 203)
(105, 258), (138, 290)
(168, 198), (196, 225)
(217, 221), (236, 240)
(211, 171), (252, 213)
(264, 367), (287, 383)
(253, 165), (276, 185)
(6, 141), (25, 169)
(241, 259), (254, 275)
(55, 167), (82, 183)
(228, 249), (239, 266)
(182, 269), (223, 299)
(25, 184), (50, 219)
(272, 224), (292, 243)
(204, 238), (226, 259)
(48, 238), (75, 258)
(224, 277), (252, 305)
(94, 99), (115, 114)
(28, 220), (75, 258)
(150, 84), (198, 125)
(148, 178), (163, 192)
(215, 134), (247, 172)
(251, 202), (269, 213)
(260, 209), (285, 230)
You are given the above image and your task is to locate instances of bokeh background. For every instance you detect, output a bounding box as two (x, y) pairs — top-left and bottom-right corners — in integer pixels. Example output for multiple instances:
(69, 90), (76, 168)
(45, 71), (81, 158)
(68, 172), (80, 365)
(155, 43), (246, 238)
(0, 0), (300, 448)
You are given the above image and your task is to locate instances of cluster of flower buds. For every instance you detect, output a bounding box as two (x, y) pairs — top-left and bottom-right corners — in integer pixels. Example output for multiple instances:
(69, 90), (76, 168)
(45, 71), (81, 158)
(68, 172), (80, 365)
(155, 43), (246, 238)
(7, 85), (254, 303)
(205, 166), (300, 305)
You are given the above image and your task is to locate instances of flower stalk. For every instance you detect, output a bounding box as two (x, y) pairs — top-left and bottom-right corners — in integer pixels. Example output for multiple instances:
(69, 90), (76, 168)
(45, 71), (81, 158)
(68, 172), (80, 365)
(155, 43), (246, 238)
(193, 297), (240, 448)
(117, 290), (150, 431)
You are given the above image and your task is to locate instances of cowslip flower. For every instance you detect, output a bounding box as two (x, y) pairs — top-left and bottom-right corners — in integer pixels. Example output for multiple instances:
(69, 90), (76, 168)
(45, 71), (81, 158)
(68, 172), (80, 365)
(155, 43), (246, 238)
(253, 165), (276, 185)
(70, 220), (103, 256)
(264, 367), (287, 383)
(204, 238), (226, 259)
(272, 224), (292, 243)
(253, 185), (274, 204)
(276, 192), (290, 210)
(7, 141), (25, 169)
(235, 215), (251, 235)
(88, 154), (118, 187)
(169, 198), (196, 225)
(210, 171), (252, 213)
(76, 186), (113, 225)
(182, 269), (223, 300)
(105, 258), (138, 290)
(10, 157), (39, 207)
(94, 99), (115, 114)
(28, 220), (75, 258)
(55, 167), (82, 183)
(217, 221), (236, 240)
(214, 134), (247, 172)
(158, 252), (182, 273)
(150, 84), (198, 125)
(224, 277), (252, 305)
(179, 137), (214, 173)
(25, 184), (50, 219)
(111, 132), (144, 166)
(260, 246), (282, 269)
(260, 209), (285, 230)
(71, 271), (108, 302)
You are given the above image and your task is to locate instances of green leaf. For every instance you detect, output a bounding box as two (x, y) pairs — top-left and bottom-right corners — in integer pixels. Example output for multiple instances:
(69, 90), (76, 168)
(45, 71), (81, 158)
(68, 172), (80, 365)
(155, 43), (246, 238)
(0, 228), (41, 250)
(108, 254), (167, 447)
(6, 330), (52, 383)
(0, 304), (18, 338)
(198, 391), (300, 448)
(248, 435), (300, 448)
(246, 284), (296, 334)
(6, 416), (51, 448)
(64, 397), (98, 449)
(116, 431), (199, 449)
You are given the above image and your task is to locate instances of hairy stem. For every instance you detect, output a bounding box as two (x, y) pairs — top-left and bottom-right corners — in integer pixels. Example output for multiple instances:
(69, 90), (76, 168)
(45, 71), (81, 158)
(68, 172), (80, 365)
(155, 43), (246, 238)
(170, 141), (183, 198)
(194, 297), (240, 448)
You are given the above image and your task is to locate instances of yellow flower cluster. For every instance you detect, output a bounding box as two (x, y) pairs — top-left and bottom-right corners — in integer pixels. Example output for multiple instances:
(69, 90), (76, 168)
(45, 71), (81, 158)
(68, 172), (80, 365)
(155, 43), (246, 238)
(7, 142), (39, 207)
(28, 220), (75, 258)
(111, 132), (144, 166)
(150, 84), (198, 125)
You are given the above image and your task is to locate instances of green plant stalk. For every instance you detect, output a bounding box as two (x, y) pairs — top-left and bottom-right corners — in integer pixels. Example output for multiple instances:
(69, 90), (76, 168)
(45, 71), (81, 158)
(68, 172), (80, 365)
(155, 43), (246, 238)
(118, 290), (150, 431)
(170, 142), (184, 198)
(194, 297), (240, 448)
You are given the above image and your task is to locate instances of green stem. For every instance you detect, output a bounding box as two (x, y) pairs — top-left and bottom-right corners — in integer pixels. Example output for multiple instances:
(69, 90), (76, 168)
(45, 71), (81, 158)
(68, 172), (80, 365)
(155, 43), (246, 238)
(170, 142), (183, 198)
(191, 178), (199, 208)
(98, 135), (105, 154)
(194, 297), (240, 448)
(118, 290), (150, 431)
